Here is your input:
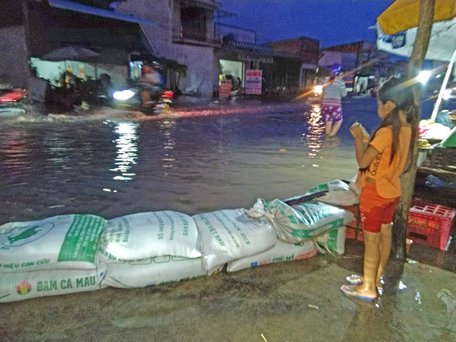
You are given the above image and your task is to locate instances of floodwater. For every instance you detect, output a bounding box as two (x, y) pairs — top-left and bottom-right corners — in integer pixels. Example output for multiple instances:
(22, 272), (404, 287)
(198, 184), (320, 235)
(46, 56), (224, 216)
(0, 97), (455, 341)
(0, 99), (360, 223)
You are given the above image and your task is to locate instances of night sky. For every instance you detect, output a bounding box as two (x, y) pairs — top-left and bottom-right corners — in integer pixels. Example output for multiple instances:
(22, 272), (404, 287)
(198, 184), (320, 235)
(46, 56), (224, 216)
(219, 0), (394, 47)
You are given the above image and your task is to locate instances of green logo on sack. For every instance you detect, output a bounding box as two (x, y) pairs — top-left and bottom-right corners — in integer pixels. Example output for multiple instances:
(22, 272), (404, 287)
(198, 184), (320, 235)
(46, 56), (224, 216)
(0, 223), (54, 249)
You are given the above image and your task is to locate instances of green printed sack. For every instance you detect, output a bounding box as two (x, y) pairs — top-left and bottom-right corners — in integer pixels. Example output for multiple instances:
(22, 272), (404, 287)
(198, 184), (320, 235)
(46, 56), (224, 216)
(315, 226), (346, 255)
(0, 214), (106, 272)
(263, 199), (352, 243)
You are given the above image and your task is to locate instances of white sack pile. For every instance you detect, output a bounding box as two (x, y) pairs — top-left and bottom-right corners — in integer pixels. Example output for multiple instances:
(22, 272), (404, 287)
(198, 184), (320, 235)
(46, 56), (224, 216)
(0, 180), (358, 302)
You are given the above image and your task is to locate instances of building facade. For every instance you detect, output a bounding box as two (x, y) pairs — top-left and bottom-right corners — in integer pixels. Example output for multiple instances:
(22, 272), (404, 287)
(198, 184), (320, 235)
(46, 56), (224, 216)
(0, 0), (155, 90)
(117, 0), (221, 96)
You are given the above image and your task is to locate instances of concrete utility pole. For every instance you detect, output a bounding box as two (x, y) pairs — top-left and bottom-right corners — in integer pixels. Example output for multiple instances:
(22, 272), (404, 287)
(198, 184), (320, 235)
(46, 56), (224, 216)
(393, 0), (434, 260)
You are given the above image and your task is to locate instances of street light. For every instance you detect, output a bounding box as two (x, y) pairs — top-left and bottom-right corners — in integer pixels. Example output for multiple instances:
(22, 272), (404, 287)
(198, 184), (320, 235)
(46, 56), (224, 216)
(417, 70), (432, 85)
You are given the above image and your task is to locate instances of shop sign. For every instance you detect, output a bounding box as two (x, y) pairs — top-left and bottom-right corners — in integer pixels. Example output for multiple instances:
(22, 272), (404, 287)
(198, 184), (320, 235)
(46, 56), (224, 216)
(219, 80), (232, 98)
(245, 70), (262, 95)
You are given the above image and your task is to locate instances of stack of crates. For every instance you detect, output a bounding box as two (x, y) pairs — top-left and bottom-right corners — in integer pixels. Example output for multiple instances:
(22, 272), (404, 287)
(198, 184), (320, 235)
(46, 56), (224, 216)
(407, 202), (456, 251)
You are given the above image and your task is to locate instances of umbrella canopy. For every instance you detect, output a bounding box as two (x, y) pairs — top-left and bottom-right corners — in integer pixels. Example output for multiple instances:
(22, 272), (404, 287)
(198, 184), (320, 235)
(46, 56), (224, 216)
(41, 46), (99, 62)
(376, 0), (456, 62)
(377, 0), (456, 35)
(377, 17), (456, 61)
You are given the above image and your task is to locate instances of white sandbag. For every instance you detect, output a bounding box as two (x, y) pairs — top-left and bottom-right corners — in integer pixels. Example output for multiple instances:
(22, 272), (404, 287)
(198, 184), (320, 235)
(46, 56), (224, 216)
(0, 214), (106, 272)
(304, 179), (359, 206)
(315, 226), (346, 255)
(250, 198), (352, 244)
(227, 239), (317, 272)
(193, 209), (276, 273)
(101, 255), (206, 288)
(0, 267), (104, 303)
(98, 211), (201, 262)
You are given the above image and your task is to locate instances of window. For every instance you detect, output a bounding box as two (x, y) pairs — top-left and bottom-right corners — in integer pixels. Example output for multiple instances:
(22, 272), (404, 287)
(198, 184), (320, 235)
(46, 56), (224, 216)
(181, 6), (206, 41)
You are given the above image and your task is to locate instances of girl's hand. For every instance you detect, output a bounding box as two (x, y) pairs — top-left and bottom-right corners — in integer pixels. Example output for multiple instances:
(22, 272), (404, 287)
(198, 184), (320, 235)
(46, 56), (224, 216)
(350, 122), (363, 139)
(350, 122), (370, 143)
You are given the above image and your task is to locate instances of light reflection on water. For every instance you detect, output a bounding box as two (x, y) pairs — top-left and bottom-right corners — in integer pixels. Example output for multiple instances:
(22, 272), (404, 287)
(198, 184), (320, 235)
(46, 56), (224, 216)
(302, 103), (326, 158)
(109, 121), (139, 182)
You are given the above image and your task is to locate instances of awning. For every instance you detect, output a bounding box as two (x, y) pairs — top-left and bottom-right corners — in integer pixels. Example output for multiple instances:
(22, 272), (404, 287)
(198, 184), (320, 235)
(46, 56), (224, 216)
(48, 0), (156, 26)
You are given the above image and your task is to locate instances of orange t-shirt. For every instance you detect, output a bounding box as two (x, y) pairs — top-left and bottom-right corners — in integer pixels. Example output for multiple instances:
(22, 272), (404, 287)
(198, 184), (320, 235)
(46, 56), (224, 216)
(356, 126), (412, 198)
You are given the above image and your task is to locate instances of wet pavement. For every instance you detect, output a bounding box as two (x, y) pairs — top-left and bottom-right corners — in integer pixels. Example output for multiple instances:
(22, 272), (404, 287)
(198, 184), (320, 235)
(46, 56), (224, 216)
(1, 240), (455, 342)
(0, 96), (455, 341)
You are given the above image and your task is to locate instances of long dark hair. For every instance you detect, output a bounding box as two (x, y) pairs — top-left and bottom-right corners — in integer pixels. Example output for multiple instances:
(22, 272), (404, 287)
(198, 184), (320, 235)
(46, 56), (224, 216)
(371, 76), (418, 168)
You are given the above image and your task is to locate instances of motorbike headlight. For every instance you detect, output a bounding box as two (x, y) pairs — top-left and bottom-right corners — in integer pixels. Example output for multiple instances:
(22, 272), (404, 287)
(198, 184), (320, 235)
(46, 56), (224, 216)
(113, 89), (135, 101)
(313, 85), (323, 95)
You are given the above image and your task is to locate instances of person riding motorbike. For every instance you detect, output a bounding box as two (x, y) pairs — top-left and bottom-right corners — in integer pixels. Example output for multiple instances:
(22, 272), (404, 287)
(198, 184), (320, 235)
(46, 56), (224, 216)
(139, 64), (163, 107)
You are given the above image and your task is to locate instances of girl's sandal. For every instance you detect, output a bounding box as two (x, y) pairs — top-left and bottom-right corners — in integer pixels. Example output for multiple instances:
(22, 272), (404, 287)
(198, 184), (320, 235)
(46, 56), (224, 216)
(346, 274), (384, 295)
(340, 284), (377, 303)
(346, 274), (363, 285)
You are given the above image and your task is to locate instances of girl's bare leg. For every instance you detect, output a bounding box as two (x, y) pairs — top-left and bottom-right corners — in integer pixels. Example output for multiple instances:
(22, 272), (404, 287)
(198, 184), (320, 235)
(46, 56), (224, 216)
(325, 121), (333, 135)
(376, 222), (392, 286)
(354, 230), (380, 298)
(329, 120), (343, 136)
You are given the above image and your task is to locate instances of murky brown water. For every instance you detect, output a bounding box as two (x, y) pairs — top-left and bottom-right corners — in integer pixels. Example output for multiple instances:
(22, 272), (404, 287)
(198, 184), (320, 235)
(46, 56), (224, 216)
(0, 99), (455, 341)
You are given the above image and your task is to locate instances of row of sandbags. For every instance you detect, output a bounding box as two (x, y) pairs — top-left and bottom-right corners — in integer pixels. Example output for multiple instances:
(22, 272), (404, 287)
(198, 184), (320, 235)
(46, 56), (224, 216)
(0, 179), (358, 303)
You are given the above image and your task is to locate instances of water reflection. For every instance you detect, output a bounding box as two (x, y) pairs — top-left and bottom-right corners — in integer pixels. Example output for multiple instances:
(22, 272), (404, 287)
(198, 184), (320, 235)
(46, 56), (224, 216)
(159, 119), (177, 175)
(43, 131), (71, 166)
(302, 103), (325, 157)
(0, 130), (32, 172)
(110, 121), (138, 181)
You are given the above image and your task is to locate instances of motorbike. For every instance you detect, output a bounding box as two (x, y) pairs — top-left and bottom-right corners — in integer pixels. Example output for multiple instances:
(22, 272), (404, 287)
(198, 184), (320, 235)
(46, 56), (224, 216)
(112, 83), (173, 115)
(0, 86), (27, 117)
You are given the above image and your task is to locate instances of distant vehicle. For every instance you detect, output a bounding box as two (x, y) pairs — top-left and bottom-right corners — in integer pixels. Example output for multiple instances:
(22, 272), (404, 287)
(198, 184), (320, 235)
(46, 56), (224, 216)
(0, 87), (27, 117)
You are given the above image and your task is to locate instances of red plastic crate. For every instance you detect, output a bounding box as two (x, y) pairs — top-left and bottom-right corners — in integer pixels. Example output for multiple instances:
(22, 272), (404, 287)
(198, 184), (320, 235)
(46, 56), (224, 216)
(407, 203), (456, 251)
(346, 226), (363, 241)
(338, 205), (363, 241)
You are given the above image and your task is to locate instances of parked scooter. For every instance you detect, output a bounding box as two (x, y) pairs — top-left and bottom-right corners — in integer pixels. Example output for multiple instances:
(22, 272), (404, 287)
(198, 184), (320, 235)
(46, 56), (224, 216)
(0, 85), (27, 117)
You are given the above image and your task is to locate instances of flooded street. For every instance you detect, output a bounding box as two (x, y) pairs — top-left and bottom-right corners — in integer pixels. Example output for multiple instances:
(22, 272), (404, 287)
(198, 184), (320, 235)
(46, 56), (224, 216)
(0, 99), (360, 223)
(1, 97), (455, 341)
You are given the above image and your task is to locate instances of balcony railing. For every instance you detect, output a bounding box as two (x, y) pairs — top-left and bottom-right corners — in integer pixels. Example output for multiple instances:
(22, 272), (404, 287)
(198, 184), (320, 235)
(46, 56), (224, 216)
(172, 26), (221, 47)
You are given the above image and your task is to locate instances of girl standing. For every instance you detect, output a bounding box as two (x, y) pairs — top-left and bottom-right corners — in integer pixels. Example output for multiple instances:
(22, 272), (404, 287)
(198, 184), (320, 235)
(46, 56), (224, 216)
(341, 76), (418, 302)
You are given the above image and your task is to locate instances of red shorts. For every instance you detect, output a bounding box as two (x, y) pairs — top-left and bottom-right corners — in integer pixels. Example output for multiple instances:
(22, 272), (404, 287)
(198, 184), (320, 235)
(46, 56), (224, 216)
(359, 183), (399, 233)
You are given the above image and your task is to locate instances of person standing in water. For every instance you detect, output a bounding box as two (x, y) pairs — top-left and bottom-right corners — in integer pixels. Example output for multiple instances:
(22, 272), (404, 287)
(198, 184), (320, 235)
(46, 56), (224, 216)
(321, 64), (347, 137)
(341, 76), (417, 302)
